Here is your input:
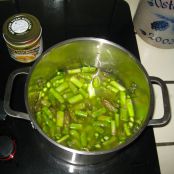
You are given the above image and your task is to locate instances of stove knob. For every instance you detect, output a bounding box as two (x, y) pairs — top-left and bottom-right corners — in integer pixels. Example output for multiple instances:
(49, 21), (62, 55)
(0, 136), (16, 160)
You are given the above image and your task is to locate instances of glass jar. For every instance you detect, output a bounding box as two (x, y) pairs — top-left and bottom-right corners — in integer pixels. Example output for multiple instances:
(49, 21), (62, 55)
(3, 13), (43, 63)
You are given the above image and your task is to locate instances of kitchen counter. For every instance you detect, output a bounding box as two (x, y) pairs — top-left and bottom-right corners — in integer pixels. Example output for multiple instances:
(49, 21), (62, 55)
(125, 1), (174, 174)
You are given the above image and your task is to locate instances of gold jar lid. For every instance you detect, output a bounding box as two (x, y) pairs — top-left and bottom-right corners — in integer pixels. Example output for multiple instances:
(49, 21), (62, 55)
(3, 13), (42, 46)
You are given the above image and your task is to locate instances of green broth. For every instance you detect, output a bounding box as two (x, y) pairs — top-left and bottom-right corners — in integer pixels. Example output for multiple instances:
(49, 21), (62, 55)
(30, 66), (140, 151)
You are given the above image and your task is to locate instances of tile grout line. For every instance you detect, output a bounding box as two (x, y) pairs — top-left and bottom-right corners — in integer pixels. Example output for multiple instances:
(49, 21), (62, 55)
(164, 81), (174, 84)
(156, 142), (174, 146)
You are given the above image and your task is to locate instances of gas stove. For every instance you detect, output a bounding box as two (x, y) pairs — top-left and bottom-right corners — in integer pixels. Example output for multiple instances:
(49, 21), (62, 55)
(0, 0), (160, 173)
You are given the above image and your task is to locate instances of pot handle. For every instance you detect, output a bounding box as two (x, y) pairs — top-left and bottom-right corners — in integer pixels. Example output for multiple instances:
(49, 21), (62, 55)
(4, 67), (30, 121)
(148, 76), (171, 127)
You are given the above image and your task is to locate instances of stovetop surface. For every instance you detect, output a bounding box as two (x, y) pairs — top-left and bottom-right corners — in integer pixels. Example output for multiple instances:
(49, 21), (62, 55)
(0, 0), (160, 173)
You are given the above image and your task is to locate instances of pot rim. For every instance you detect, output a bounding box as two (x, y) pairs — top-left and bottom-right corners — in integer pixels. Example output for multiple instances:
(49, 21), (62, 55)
(25, 37), (154, 155)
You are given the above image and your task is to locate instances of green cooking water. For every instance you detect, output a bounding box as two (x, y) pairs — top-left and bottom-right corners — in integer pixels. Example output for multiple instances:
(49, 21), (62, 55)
(29, 66), (141, 151)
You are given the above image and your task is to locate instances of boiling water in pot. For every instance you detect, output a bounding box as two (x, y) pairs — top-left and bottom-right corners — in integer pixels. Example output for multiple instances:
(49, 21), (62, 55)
(29, 66), (142, 151)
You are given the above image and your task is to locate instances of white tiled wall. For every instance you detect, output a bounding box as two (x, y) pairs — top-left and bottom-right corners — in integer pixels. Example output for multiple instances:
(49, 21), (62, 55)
(125, 0), (174, 173)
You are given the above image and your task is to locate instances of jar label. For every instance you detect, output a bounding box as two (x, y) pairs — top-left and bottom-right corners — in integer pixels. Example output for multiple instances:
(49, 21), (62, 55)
(8, 17), (32, 35)
(147, 0), (174, 10)
(7, 38), (43, 63)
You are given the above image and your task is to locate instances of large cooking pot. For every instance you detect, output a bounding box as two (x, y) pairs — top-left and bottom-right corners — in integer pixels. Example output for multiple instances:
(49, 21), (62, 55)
(4, 38), (171, 165)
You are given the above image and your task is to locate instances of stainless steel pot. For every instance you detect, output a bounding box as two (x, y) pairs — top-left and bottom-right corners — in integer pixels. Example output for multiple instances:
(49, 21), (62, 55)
(4, 38), (171, 165)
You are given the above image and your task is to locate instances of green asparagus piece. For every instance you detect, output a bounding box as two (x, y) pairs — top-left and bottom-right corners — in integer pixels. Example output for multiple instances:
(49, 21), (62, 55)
(56, 111), (64, 127)
(70, 76), (83, 88)
(103, 136), (116, 146)
(115, 113), (120, 128)
(52, 79), (63, 87)
(69, 82), (78, 94)
(56, 82), (68, 93)
(79, 73), (92, 81)
(111, 120), (116, 135)
(70, 123), (82, 130)
(81, 66), (96, 73)
(107, 85), (119, 94)
(49, 125), (56, 138)
(92, 107), (106, 118)
(93, 121), (110, 127)
(70, 130), (80, 139)
(49, 88), (64, 103)
(120, 91), (126, 107)
(42, 107), (53, 119)
(79, 88), (88, 98)
(67, 68), (81, 74)
(75, 110), (88, 117)
(120, 108), (128, 121)
(97, 116), (112, 123)
(57, 135), (69, 143)
(63, 92), (74, 99)
(68, 94), (83, 104)
(72, 103), (86, 110)
(126, 97), (135, 118)
(50, 75), (64, 84)
(110, 81), (125, 91)
(124, 123), (131, 136)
